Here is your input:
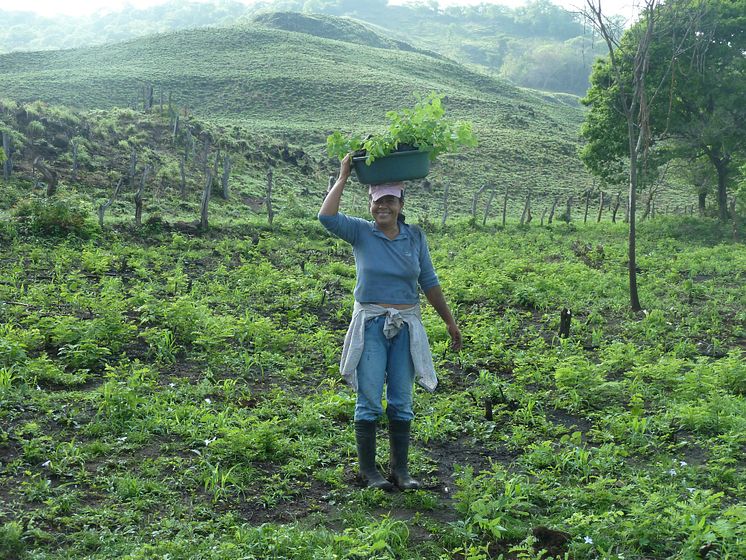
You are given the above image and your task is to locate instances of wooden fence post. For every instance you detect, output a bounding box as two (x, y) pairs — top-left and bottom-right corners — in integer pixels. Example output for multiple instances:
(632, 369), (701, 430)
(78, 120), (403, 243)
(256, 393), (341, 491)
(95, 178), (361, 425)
(98, 178), (124, 227)
(597, 191), (605, 222)
(200, 169), (212, 230)
(520, 189), (531, 225)
(483, 185), (496, 226)
(135, 165), (149, 227)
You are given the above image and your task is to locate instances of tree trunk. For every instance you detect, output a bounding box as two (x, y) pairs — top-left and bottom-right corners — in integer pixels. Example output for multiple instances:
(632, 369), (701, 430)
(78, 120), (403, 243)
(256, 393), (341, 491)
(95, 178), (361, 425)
(200, 169), (212, 230)
(698, 191), (707, 215)
(597, 191), (605, 222)
(266, 167), (274, 225)
(712, 157), (729, 222)
(483, 186), (496, 226)
(221, 154), (231, 200)
(98, 178), (123, 227)
(540, 206), (548, 225)
(628, 124), (642, 312)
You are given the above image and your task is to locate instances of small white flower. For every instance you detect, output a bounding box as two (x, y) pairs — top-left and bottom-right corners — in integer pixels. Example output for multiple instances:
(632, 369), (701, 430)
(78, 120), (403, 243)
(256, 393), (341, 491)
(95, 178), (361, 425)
(36, 385), (41, 391)
(169, 383), (176, 388)
(41, 460), (51, 468)
(205, 398), (211, 404)
(668, 469), (677, 476)
(679, 461), (688, 467)
(584, 536), (594, 544)
(117, 436), (127, 442)
(204, 437), (216, 447)
(687, 487), (696, 493)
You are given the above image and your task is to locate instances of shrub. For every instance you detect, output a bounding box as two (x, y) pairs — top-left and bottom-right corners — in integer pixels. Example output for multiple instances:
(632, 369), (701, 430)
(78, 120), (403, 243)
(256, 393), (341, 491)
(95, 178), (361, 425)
(13, 199), (97, 239)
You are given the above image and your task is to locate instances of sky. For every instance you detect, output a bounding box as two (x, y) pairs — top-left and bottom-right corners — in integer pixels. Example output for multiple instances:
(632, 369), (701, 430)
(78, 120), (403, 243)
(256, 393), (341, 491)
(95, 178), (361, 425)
(0, 0), (640, 19)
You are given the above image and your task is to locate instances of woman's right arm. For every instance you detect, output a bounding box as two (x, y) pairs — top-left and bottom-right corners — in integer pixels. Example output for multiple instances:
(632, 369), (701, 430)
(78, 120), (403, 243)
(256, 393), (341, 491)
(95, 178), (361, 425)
(319, 154), (351, 216)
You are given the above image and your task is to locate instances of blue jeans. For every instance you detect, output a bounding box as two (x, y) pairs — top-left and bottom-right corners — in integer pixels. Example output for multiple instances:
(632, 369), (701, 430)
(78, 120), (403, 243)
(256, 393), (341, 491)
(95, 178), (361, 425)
(355, 315), (415, 422)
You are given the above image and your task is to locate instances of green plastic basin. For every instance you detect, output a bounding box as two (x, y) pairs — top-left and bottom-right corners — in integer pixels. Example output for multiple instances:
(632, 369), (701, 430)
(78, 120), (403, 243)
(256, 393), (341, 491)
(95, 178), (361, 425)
(352, 149), (431, 185)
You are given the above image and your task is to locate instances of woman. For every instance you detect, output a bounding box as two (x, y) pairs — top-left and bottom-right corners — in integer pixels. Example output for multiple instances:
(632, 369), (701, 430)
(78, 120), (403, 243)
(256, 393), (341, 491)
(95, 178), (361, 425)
(319, 154), (462, 491)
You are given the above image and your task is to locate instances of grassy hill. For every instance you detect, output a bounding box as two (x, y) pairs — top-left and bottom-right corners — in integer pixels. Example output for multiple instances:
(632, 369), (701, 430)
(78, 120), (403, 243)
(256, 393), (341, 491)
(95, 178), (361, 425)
(0, 13), (593, 206)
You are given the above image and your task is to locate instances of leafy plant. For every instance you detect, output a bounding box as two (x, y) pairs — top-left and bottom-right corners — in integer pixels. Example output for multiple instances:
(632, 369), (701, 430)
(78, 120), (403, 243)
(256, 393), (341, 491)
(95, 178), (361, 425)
(327, 92), (477, 164)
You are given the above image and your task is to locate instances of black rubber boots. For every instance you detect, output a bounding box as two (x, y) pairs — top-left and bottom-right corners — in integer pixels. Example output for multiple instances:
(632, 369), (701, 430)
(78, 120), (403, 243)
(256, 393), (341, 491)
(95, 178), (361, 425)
(388, 419), (420, 490)
(354, 420), (394, 490)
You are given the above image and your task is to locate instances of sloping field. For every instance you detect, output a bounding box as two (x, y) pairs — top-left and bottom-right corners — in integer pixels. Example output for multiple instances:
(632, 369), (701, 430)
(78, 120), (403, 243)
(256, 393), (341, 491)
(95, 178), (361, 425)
(0, 14), (592, 197)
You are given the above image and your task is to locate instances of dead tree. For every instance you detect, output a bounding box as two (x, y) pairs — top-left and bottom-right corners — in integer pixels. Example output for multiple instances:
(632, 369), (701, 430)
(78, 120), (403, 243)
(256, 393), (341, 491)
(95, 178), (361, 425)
(597, 191), (605, 222)
(266, 167), (274, 225)
(2, 131), (12, 181)
(221, 155), (231, 200)
(98, 178), (124, 227)
(520, 189), (532, 225)
(135, 165), (149, 227)
(200, 169), (212, 230)
(612, 191), (622, 223)
(471, 184), (489, 223)
(71, 139), (79, 183)
(483, 186), (496, 226)
(441, 182), (450, 227)
(179, 156), (186, 198)
(33, 157), (58, 197)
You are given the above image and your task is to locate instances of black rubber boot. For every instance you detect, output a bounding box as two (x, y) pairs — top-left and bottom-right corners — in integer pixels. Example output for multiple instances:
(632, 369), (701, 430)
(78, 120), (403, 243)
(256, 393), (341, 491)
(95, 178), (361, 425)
(355, 420), (394, 491)
(389, 419), (420, 490)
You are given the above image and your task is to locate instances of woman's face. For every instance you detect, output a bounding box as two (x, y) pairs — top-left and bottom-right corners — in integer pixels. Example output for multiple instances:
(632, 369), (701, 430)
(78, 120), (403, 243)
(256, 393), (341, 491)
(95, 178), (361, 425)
(370, 195), (403, 229)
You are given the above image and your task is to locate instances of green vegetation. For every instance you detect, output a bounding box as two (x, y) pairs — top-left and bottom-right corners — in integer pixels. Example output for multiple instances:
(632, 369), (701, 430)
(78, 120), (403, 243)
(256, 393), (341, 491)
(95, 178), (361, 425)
(0, 2), (744, 556)
(326, 92), (477, 164)
(1, 176), (744, 557)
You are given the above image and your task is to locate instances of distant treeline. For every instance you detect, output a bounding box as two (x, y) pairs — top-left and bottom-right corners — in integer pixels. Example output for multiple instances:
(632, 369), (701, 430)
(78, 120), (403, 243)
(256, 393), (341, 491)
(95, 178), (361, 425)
(0, 0), (610, 96)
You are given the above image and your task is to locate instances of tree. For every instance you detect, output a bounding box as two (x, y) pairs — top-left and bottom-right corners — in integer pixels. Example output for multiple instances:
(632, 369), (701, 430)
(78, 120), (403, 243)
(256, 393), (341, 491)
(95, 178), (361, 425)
(581, 0), (746, 222)
(580, 0), (685, 312)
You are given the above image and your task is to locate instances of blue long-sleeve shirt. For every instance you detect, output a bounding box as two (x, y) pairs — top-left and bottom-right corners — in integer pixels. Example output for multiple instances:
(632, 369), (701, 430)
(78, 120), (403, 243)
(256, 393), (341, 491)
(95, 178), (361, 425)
(318, 212), (440, 305)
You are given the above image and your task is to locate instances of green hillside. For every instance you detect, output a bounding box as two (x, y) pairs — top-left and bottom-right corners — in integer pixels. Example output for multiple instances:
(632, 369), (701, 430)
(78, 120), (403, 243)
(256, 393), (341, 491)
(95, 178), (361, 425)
(0, 14), (593, 201)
